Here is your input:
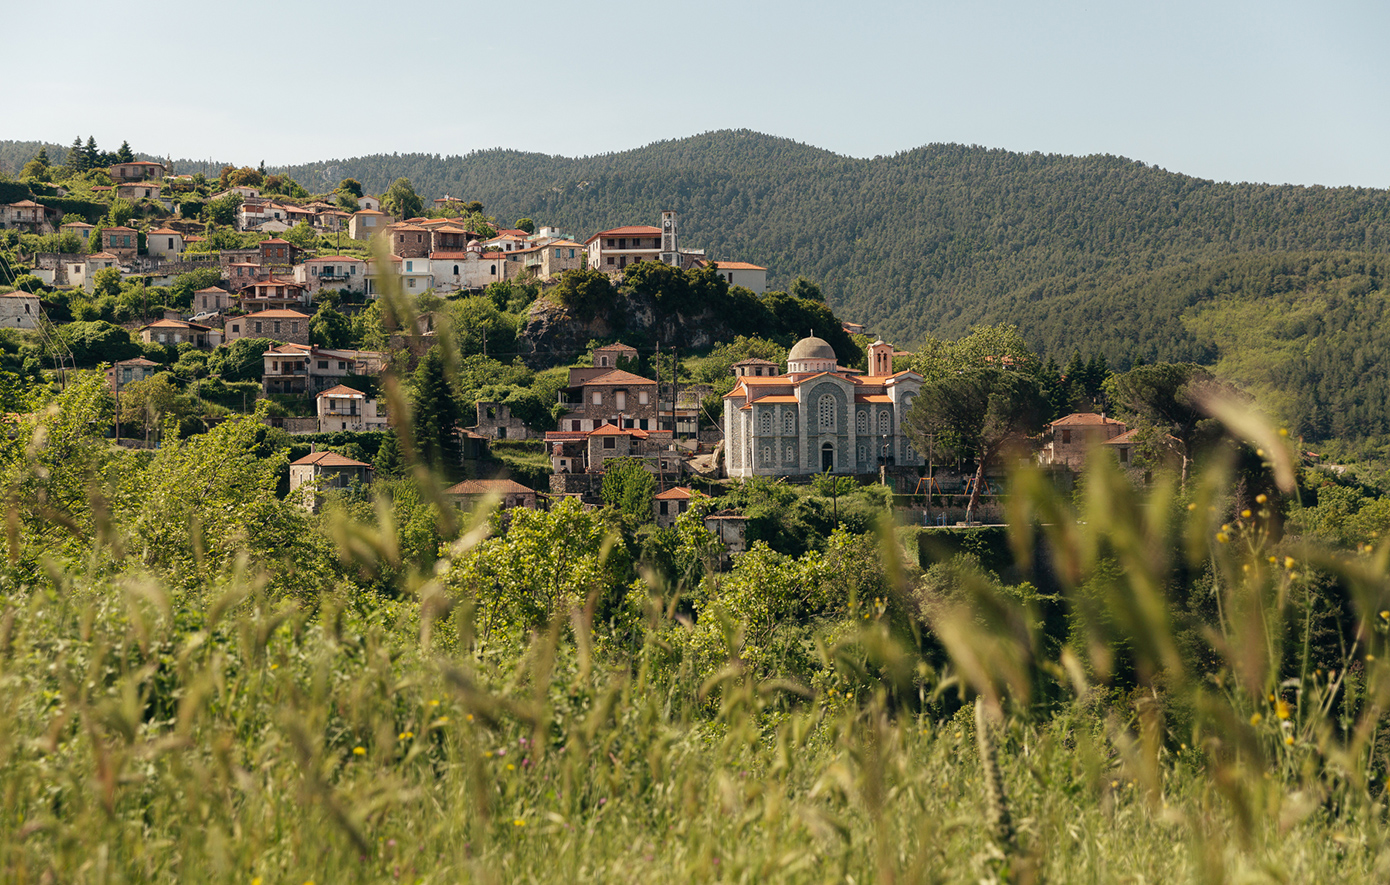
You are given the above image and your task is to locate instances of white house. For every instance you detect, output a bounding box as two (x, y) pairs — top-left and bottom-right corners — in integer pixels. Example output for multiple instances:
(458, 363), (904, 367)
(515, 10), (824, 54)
(357, 195), (381, 212)
(316, 384), (389, 432)
(145, 227), (185, 260)
(65, 252), (121, 290)
(428, 246), (508, 292)
(0, 293), (41, 329)
(365, 255), (432, 296)
(295, 255), (367, 295)
(704, 260), (767, 294)
(584, 225), (662, 272)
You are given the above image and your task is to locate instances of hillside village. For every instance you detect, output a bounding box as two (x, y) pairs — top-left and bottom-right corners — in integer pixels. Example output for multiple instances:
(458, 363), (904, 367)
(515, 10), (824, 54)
(1, 143), (1163, 557)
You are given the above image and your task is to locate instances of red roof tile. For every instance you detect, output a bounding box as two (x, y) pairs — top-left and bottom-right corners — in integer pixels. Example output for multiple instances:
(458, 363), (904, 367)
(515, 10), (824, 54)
(292, 451), (372, 468)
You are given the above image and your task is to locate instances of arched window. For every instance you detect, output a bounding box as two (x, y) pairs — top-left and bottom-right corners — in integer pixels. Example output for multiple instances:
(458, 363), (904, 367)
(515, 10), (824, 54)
(878, 411), (891, 435)
(856, 410), (868, 434)
(817, 394), (836, 432)
(759, 411), (772, 435)
(857, 444), (866, 463)
(761, 447), (771, 466)
(785, 445), (795, 462)
(453, 264), (459, 275)
(783, 412), (795, 435)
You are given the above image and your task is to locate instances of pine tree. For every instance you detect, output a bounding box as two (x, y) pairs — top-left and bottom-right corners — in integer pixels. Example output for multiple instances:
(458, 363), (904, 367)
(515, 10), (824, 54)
(115, 140), (135, 163)
(34, 147), (49, 168)
(374, 431), (405, 478)
(66, 136), (86, 171)
(83, 136), (100, 170)
(411, 346), (462, 475)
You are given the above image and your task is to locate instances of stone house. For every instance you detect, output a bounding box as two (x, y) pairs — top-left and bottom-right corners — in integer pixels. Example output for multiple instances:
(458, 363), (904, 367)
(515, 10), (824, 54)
(0, 293), (41, 329)
(654, 486), (694, 527)
(101, 226), (139, 261)
(1, 200), (52, 233)
(348, 209), (387, 240)
(428, 247), (507, 292)
(140, 319), (214, 348)
(224, 309), (310, 345)
(390, 223), (432, 259)
(108, 161), (165, 182)
(289, 450), (373, 511)
(357, 195), (381, 212)
(443, 479), (537, 512)
(193, 286), (233, 314)
(316, 384), (389, 432)
(557, 368), (659, 433)
(1040, 413), (1128, 471)
(258, 238), (298, 270)
(704, 510), (748, 560)
(61, 220), (95, 245)
(106, 357), (159, 393)
(115, 181), (163, 203)
(500, 239), (585, 281)
(473, 401), (532, 440)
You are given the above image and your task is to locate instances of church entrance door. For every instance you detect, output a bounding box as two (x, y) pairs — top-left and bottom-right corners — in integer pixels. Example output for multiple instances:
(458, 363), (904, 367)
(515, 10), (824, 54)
(821, 442), (834, 472)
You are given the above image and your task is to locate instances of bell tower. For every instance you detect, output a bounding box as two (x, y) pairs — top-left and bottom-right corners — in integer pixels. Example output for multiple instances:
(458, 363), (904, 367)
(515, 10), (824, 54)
(869, 340), (894, 376)
(660, 210), (679, 266)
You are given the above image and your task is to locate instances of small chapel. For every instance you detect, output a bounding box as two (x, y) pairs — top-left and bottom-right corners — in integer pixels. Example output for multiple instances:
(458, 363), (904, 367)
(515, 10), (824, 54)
(722, 335), (924, 478)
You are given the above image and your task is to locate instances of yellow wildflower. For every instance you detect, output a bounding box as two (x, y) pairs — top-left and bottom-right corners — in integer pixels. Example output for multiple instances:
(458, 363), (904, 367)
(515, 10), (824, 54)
(1241, 509), (1252, 518)
(513, 818), (526, 827)
(352, 746), (366, 756)
(1250, 713), (1263, 725)
(1275, 700), (1290, 720)
(1284, 556), (1295, 569)
(1256, 494), (1268, 504)
(1284, 736), (1295, 746)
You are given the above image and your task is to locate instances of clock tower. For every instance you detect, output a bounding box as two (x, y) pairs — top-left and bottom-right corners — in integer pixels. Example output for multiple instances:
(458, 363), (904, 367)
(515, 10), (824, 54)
(659, 210), (679, 267)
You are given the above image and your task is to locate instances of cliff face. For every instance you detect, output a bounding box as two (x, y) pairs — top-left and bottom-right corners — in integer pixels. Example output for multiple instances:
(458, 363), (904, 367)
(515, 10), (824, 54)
(517, 294), (735, 368)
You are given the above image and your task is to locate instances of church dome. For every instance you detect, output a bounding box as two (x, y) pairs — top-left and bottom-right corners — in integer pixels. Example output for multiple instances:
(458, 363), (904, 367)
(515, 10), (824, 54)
(787, 336), (836, 363)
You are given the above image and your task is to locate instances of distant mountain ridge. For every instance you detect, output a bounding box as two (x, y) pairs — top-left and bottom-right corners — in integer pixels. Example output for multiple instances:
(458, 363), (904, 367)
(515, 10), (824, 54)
(10, 131), (1390, 364)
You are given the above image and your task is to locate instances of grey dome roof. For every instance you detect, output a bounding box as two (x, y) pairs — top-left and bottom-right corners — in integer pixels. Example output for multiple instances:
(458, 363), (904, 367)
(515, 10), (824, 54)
(788, 336), (837, 362)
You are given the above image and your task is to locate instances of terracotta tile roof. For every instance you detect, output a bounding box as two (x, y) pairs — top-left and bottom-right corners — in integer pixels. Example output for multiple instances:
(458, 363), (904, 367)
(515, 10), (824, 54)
(148, 227), (181, 235)
(1050, 413), (1125, 427)
(61, 221), (94, 228)
(392, 223), (427, 232)
(654, 487), (694, 500)
(589, 424), (649, 438)
(583, 369), (655, 386)
(480, 251), (508, 260)
(855, 394), (893, 403)
(195, 286), (229, 294)
(750, 394), (798, 404)
(8, 200), (43, 208)
(585, 225), (662, 244)
(104, 226), (138, 233)
(318, 385), (366, 397)
(142, 319), (211, 331)
(261, 238), (291, 245)
(353, 209), (385, 216)
(112, 357), (159, 367)
(444, 479), (535, 496)
(706, 260), (766, 271)
(430, 252), (479, 260)
(596, 343), (638, 352)
(497, 229), (530, 238)
(87, 251), (120, 260)
(246, 309), (310, 318)
(292, 451), (372, 468)
(305, 255), (364, 263)
(1103, 429), (1141, 445)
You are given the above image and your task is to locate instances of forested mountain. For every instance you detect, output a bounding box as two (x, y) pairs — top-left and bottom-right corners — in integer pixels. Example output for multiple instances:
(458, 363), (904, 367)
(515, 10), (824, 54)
(264, 131), (1390, 351)
(12, 130), (1390, 388)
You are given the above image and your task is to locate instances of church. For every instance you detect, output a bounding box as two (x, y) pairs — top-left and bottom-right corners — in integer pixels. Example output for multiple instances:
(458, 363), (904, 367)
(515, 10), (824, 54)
(723, 336), (925, 478)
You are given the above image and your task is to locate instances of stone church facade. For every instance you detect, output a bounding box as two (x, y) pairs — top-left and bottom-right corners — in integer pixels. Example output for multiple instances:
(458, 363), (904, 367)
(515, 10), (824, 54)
(723, 336), (925, 478)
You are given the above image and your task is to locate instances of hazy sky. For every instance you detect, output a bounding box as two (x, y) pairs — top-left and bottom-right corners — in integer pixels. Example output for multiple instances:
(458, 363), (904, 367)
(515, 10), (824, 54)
(6, 0), (1387, 186)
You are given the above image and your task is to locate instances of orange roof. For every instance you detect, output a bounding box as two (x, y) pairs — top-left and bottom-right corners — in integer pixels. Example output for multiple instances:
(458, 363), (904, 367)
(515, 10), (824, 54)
(481, 251), (508, 260)
(444, 479), (535, 496)
(596, 343), (638, 352)
(855, 394), (893, 404)
(583, 369), (655, 386)
(1103, 429), (1141, 445)
(247, 309), (310, 318)
(585, 225), (662, 244)
(142, 319), (210, 330)
(261, 238), (290, 245)
(195, 286), (229, 293)
(497, 228), (530, 237)
(654, 487), (694, 500)
(61, 220), (94, 228)
(430, 252), (478, 259)
(318, 385), (366, 397)
(750, 395), (798, 404)
(353, 209), (385, 216)
(589, 425), (649, 438)
(708, 260), (766, 271)
(1051, 413), (1125, 427)
(305, 255), (364, 262)
(148, 227), (180, 235)
(105, 226), (137, 233)
(392, 223), (427, 232)
(292, 451), (372, 468)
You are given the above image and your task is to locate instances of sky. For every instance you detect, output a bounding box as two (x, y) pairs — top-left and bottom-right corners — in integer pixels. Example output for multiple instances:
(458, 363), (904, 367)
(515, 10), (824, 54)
(6, 0), (1388, 187)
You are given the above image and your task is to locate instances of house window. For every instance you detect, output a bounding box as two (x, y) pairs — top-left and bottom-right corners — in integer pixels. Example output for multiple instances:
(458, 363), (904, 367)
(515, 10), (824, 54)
(638, 390), (648, 404)
(783, 412), (795, 434)
(591, 391), (602, 405)
(337, 362), (345, 370)
(1061, 429), (1071, 444)
(453, 265), (459, 275)
(273, 321), (281, 334)
(603, 437), (616, 449)
(318, 360), (329, 369)
(254, 322), (263, 334)
(818, 394), (836, 432)
(405, 261), (413, 272)
(760, 412), (772, 435)
(659, 501), (668, 516)
(878, 411), (891, 435)
(1119, 447), (1130, 464)
(490, 265), (496, 275)
(856, 411), (868, 434)
(291, 322), (299, 334)
(615, 391), (626, 410)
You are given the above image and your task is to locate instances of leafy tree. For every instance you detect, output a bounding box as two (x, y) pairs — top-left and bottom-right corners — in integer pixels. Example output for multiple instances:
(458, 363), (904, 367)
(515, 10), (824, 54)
(790, 277), (823, 302)
(12, 275), (44, 294)
(550, 268), (618, 320)
(282, 220), (318, 249)
(515, 217), (535, 234)
(118, 373), (190, 438)
(383, 177), (423, 220)
(208, 337), (275, 383)
(310, 304), (353, 349)
(336, 178), (363, 198)
(20, 160), (48, 182)
(904, 367), (1048, 523)
(91, 267), (123, 299)
(206, 193), (242, 226)
(601, 457), (656, 528)
(449, 295), (515, 358)
(107, 198), (134, 227)
(1103, 363), (1235, 487)
(34, 147), (49, 167)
